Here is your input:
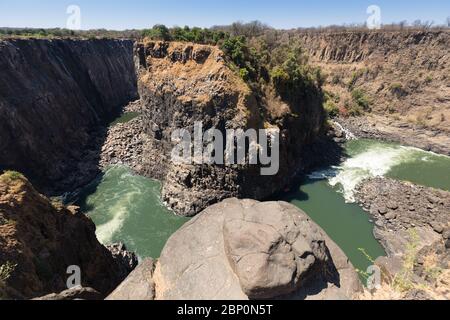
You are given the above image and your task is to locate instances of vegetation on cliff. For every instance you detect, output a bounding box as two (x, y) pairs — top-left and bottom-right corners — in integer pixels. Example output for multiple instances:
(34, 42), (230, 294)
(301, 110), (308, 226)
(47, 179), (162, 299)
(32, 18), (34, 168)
(141, 23), (325, 105)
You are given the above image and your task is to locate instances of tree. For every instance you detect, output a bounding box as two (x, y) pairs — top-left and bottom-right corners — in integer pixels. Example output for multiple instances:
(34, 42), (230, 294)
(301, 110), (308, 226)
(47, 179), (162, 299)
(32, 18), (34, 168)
(399, 20), (408, 30)
(143, 24), (171, 41)
(412, 20), (422, 28)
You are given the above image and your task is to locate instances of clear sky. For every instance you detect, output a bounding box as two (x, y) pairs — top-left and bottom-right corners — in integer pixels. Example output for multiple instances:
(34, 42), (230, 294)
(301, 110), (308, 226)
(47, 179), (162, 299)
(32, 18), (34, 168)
(1, 0), (449, 30)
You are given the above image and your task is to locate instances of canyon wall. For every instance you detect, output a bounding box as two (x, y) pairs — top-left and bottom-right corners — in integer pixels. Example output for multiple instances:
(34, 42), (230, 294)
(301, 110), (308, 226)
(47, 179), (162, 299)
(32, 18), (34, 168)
(296, 31), (450, 132)
(0, 39), (138, 194)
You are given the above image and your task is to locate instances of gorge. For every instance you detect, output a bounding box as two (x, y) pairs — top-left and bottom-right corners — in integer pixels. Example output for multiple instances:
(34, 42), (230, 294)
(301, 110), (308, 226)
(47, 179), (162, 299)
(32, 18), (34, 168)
(0, 30), (449, 300)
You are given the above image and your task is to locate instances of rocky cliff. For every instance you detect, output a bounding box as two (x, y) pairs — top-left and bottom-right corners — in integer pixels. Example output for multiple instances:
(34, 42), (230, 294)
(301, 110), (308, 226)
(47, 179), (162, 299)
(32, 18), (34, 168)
(101, 41), (329, 216)
(0, 171), (136, 299)
(297, 31), (450, 135)
(0, 39), (138, 194)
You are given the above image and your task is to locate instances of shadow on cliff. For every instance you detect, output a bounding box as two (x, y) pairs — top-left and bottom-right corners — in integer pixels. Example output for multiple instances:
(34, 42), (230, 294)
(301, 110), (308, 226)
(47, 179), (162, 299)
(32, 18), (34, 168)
(70, 172), (105, 211)
(0, 38), (139, 198)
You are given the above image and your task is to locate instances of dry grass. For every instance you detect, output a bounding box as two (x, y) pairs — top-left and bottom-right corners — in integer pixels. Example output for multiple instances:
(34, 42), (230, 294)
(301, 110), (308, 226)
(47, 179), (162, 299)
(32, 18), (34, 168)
(358, 230), (450, 300)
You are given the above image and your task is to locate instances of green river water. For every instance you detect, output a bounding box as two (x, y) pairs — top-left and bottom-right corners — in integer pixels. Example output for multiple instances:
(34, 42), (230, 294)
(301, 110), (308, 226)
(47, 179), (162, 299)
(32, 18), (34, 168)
(77, 166), (189, 258)
(110, 112), (140, 126)
(77, 138), (450, 274)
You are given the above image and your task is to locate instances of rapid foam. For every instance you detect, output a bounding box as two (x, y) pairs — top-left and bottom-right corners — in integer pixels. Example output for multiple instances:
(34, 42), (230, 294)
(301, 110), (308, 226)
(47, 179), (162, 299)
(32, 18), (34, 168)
(311, 140), (447, 203)
(332, 121), (357, 140)
(96, 207), (127, 243)
(84, 166), (145, 243)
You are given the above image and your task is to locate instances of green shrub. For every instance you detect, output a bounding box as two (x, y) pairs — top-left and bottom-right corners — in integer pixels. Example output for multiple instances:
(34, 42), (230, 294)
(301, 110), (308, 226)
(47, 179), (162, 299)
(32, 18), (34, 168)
(324, 100), (340, 118)
(351, 89), (371, 111)
(142, 25), (229, 45)
(239, 68), (250, 81)
(331, 74), (342, 85)
(347, 104), (363, 116)
(313, 68), (327, 87)
(142, 24), (171, 41)
(389, 83), (406, 97)
(388, 106), (397, 114)
(0, 171), (24, 183)
(0, 262), (17, 282)
(390, 83), (402, 90)
(269, 50), (316, 100)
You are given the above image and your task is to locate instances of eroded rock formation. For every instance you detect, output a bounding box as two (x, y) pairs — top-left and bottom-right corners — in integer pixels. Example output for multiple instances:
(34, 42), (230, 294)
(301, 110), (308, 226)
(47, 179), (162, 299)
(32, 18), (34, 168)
(355, 177), (450, 299)
(100, 41), (330, 216)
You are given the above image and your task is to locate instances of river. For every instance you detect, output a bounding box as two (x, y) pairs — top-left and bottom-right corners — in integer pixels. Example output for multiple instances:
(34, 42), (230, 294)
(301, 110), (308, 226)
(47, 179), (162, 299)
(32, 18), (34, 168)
(77, 137), (450, 273)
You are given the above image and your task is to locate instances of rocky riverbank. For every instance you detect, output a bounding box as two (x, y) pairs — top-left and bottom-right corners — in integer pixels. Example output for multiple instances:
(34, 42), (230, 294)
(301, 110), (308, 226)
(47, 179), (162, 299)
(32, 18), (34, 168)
(99, 100), (147, 173)
(337, 115), (450, 156)
(355, 177), (450, 299)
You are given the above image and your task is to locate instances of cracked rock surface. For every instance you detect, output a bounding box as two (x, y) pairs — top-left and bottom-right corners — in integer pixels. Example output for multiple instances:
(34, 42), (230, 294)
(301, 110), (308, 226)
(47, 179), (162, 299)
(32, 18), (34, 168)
(152, 198), (362, 300)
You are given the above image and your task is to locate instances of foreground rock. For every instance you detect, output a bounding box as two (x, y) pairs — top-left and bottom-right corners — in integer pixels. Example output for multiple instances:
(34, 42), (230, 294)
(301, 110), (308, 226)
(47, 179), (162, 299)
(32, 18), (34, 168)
(107, 259), (155, 300)
(152, 198), (362, 300)
(0, 172), (135, 299)
(33, 286), (103, 301)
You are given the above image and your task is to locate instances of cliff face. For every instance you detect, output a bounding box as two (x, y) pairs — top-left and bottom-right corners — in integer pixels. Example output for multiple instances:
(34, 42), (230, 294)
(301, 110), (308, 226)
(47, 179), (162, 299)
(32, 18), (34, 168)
(118, 41), (327, 216)
(298, 31), (448, 63)
(0, 39), (138, 194)
(0, 172), (132, 299)
(297, 31), (450, 132)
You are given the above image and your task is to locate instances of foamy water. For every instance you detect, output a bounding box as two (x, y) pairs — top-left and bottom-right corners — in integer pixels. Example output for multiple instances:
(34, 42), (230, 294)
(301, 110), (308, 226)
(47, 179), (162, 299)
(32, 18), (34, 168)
(95, 190), (138, 243)
(77, 165), (189, 258)
(310, 140), (450, 203)
(85, 168), (140, 243)
(332, 121), (357, 140)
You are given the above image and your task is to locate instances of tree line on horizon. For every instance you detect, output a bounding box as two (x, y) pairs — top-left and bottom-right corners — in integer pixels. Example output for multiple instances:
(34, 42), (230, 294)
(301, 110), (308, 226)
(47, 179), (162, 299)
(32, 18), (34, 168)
(1, 18), (449, 40)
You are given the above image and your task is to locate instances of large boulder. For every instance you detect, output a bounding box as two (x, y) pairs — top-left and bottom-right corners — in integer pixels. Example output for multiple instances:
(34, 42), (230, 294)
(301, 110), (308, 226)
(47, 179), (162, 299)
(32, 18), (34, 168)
(153, 198), (362, 300)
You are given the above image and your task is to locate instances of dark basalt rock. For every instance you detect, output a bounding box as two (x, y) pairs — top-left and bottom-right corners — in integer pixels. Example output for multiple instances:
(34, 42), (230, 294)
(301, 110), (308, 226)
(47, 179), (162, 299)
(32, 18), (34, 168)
(0, 39), (138, 195)
(106, 243), (139, 279)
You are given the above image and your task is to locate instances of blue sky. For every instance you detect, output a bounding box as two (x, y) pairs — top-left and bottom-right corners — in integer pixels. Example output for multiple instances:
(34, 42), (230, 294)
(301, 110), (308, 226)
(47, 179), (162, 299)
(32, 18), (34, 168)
(1, 0), (449, 30)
